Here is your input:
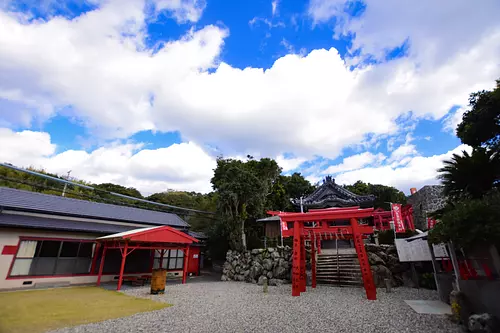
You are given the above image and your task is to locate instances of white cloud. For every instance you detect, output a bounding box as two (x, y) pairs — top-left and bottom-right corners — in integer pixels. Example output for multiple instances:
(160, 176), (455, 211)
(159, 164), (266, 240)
(323, 152), (385, 174)
(308, 0), (347, 24)
(153, 0), (206, 23)
(443, 107), (466, 134)
(271, 0), (279, 16)
(335, 144), (473, 194)
(0, 0), (499, 164)
(0, 128), (56, 166)
(276, 155), (307, 172)
(0, 129), (216, 194)
(249, 16), (285, 29)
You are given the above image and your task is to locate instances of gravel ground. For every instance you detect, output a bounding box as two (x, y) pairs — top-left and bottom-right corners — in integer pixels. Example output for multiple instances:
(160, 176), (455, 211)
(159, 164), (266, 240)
(51, 282), (462, 333)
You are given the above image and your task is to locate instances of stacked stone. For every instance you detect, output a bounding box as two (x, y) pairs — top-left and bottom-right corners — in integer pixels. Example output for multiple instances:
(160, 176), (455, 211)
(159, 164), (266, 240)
(365, 244), (411, 287)
(221, 246), (292, 286)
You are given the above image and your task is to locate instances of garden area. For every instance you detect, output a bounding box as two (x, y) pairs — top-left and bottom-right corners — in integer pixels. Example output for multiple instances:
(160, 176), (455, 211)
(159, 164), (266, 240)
(0, 287), (169, 333)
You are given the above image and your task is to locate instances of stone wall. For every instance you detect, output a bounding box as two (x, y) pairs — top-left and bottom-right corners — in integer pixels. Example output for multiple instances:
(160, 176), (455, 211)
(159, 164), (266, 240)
(365, 244), (412, 287)
(221, 246), (292, 286)
(407, 185), (446, 230)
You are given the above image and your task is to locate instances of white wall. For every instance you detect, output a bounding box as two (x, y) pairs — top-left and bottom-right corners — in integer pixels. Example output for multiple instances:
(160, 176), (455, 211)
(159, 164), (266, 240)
(0, 228), (184, 290)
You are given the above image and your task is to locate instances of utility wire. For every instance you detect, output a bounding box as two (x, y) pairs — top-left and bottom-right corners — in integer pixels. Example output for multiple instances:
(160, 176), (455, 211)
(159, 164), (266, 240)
(0, 162), (215, 215)
(0, 175), (220, 222)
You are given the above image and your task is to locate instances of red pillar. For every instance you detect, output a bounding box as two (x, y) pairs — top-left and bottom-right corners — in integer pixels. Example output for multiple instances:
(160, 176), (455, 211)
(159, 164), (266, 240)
(311, 236), (316, 288)
(149, 250), (155, 272)
(317, 237), (321, 254)
(117, 242), (128, 291)
(350, 218), (376, 300)
(96, 244), (107, 286)
(182, 246), (190, 284)
(90, 243), (101, 274)
(300, 236), (306, 292)
(292, 221), (301, 296)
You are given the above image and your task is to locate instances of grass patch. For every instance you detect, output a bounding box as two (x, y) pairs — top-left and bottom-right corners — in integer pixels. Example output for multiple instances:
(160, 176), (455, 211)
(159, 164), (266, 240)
(0, 286), (170, 333)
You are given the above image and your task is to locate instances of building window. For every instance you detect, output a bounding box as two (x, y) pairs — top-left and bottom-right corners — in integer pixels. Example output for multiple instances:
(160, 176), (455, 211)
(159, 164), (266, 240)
(9, 239), (96, 277)
(153, 249), (185, 270)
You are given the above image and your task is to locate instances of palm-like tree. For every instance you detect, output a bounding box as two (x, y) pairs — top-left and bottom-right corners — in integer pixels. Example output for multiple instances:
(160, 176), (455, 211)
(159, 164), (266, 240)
(438, 148), (500, 200)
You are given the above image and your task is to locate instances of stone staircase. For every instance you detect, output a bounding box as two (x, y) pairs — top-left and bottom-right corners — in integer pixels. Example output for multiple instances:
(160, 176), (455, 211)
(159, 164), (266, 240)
(316, 253), (363, 286)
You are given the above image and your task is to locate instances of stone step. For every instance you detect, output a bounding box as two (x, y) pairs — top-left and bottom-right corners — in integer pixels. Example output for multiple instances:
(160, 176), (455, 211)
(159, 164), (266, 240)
(317, 268), (361, 274)
(317, 260), (359, 264)
(316, 263), (360, 268)
(316, 277), (363, 283)
(318, 255), (358, 259)
(317, 258), (359, 262)
(317, 280), (363, 286)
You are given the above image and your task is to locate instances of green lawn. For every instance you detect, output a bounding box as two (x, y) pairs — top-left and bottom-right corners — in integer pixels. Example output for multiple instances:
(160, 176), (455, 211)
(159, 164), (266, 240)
(0, 286), (170, 333)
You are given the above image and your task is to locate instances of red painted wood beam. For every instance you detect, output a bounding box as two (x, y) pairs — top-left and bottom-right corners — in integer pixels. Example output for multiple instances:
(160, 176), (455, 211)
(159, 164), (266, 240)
(311, 237), (316, 289)
(300, 236), (306, 293)
(182, 246), (190, 284)
(96, 244), (107, 286)
(117, 242), (128, 291)
(292, 221), (301, 297)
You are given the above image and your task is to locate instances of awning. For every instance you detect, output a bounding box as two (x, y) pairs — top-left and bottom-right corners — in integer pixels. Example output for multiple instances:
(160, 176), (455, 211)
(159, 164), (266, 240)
(97, 225), (199, 244)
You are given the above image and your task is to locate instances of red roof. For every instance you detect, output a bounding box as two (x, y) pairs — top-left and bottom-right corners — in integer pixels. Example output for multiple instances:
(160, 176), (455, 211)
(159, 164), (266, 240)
(97, 225), (199, 244)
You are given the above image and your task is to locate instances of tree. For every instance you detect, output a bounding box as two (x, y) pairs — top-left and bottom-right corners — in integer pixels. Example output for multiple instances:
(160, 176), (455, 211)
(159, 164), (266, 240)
(344, 181), (406, 209)
(456, 79), (500, 150)
(211, 157), (281, 251)
(267, 173), (315, 211)
(94, 183), (143, 199)
(428, 191), (500, 248)
(438, 148), (500, 200)
(429, 78), (500, 248)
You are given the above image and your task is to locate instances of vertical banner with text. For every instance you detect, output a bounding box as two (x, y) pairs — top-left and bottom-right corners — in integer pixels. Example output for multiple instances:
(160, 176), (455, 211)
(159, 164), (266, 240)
(391, 203), (406, 233)
(427, 218), (437, 229)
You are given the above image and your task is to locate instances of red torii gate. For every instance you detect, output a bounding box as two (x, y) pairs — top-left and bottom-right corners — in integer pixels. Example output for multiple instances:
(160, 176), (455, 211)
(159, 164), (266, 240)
(268, 207), (377, 300)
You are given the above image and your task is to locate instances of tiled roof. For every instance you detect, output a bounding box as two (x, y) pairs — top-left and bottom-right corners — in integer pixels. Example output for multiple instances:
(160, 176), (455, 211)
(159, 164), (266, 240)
(0, 187), (188, 227)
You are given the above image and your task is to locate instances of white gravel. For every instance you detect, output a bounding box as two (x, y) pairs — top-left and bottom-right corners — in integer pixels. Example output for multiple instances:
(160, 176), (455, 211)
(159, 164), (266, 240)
(51, 282), (462, 333)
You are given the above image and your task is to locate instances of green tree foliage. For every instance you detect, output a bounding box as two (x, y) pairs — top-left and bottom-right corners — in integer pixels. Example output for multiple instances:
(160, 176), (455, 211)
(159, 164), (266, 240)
(438, 148), (500, 200)
(211, 157), (281, 251)
(456, 79), (500, 150)
(147, 191), (217, 232)
(430, 78), (500, 247)
(267, 173), (315, 211)
(94, 183), (143, 199)
(344, 181), (407, 209)
(428, 192), (500, 248)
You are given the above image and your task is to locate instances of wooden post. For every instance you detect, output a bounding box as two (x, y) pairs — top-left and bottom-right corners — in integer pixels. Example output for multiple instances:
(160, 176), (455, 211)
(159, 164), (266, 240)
(182, 246), (190, 284)
(117, 242), (128, 291)
(311, 235), (316, 288)
(351, 217), (376, 300)
(300, 236), (306, 292)
(292, 221), (301, 296)
(96, 244), (107, 286)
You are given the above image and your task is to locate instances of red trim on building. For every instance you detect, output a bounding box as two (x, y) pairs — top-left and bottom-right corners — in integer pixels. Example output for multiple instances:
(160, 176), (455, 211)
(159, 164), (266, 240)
(2, 245), (18, 255)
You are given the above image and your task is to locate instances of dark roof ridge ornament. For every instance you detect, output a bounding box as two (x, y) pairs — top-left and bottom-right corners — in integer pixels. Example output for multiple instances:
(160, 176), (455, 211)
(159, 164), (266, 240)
(292, 175), (375, 209)
(324, 175), (335, 184)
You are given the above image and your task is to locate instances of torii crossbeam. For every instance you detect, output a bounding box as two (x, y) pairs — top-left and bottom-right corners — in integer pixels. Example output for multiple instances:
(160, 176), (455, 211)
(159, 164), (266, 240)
(268, 207), (377, 300)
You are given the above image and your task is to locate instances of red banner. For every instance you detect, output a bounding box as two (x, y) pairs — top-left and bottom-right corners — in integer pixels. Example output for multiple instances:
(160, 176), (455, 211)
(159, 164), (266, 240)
(281, 219), (288, 231)
(427, 217), (437, 229)
(391, 203), (406, 233)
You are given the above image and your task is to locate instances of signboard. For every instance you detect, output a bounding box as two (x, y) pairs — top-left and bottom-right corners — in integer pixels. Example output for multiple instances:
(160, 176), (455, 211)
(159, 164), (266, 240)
(395, 238), (449, 262)
(193, 254), (199, 259)
(427, 217), (437, 229)
(391, 203), (406, 233)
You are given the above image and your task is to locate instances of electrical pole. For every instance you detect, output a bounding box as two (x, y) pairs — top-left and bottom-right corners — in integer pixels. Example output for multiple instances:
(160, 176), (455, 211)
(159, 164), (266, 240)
(61, 170), (72, 197)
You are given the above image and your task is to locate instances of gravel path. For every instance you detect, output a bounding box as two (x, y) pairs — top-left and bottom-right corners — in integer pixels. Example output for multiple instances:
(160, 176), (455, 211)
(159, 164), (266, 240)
(52, 282), (462, 333)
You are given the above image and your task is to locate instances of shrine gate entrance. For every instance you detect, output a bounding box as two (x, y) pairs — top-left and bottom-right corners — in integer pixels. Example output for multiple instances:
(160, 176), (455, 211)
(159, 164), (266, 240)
(268, 207), (377, 300)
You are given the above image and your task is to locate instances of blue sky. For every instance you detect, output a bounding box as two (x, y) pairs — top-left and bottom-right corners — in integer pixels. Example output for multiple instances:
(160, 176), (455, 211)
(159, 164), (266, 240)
(0, 0), (499, 194)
